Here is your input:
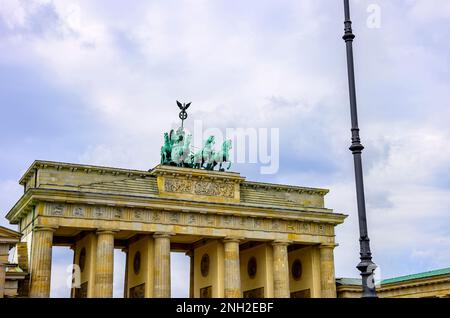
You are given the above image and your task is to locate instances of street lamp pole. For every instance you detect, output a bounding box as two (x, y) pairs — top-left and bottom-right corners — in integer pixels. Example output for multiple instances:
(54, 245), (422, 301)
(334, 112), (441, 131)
(342, 0), (378, 298)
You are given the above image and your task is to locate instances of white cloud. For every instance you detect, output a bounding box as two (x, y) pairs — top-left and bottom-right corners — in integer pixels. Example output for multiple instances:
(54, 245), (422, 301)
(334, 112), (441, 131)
(0, 0), (28, 29)
(408, 0), (450, 22)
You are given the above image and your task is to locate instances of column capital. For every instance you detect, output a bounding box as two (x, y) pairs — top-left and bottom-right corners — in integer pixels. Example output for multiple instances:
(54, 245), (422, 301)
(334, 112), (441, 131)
(272, 240), (292, 246)
(33, 225), (58, 232)
(96, 229), (117, 235)
(223, 236), (243, 243)
(153, 232), (175, 239)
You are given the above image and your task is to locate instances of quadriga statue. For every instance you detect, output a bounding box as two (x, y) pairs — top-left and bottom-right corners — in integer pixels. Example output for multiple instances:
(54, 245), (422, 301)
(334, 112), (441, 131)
(160, 128), (232, 171)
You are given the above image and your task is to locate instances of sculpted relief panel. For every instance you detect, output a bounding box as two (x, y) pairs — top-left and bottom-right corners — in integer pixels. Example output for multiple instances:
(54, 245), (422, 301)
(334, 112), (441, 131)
(163, 177), (235, 198)
(42, 202), (332, 238)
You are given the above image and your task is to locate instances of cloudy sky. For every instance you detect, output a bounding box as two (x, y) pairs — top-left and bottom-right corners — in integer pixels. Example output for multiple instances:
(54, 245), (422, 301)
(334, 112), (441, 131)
(1, 0), (449, 297)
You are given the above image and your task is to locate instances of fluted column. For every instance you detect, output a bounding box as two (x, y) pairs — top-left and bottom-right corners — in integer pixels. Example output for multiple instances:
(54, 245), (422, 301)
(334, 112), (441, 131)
(153, 232), (172, 298)
(29, 226), (56, 298)
(272, 241), (291, 298)
(223, 237), (241, 298)
(319, 245), (337, 298)
(95, 230), (115, 298)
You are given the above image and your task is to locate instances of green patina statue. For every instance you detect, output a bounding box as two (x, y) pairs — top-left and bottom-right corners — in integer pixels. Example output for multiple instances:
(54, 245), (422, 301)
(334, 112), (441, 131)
(160, 101), (232, 171)
(160, 129), (232, 171)
(160, 132), (172, 165)
(212, 139), (232, 171)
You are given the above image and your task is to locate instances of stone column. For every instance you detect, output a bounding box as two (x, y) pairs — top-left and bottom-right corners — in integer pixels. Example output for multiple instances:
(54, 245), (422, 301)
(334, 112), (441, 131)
(319, 245), (337, 298)
(272, 241), (291, 298)
(0, 244), (8, 298)
(153, 232), (172, 298)
(223, 237), (241, 298)
(29, 226), (56, 298)
(95, 230), (115, 298)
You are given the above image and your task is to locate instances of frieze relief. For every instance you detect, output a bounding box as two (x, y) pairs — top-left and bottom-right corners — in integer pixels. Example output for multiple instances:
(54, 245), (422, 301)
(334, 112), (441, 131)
(164, 177), (235, 198)
(254, 218), (263, 230)
(73, 206), (85, 217)
(187, 213), (197, 225)
(94, 207), (107, 218)
(134, 210), (144, 220)
(168, 212), (181, 224)
(271, 219), (281, 231)
(223, 215), (233, 227)
(52, 204), (64, 216)
(113, 207), (124, 219)
(42, 203), (332, 236)
(150, 211), (162, 222)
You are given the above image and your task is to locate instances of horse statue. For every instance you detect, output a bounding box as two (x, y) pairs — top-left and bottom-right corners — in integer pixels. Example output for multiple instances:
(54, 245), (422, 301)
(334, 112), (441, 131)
(171, 133), (192, 167)
(192, 136), (215, 169)
(160, 126), (232, 172)
(211, 139), (232, 171)
(203, 136), (217, 170)
(160, 132), (173, 165)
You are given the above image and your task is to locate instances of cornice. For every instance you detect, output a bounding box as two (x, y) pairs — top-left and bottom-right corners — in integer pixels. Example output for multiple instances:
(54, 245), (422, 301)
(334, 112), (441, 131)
(6, 188), (347, 225)
(241, 181), (329, 196)
(19, 160), (153, 185)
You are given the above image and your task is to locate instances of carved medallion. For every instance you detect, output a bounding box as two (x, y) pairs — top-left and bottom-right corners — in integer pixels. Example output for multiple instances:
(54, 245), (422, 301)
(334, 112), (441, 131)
(205, 215), (215, 226)
(187, 214), (197, 225)
(169, 212), (180, 224)
(292, 259), (302, 281)
(246, 217), (255, 229)
(151, 211), (162, 222)
(200, 253), (210, 277)
(223, 215), (233, 226)
(73, 206), (85, 217)
(287, 221), (297, 232)
(134, 210), (143, 220)
(94, 207), (105, 218)
(302, 223), (311, 233)
(247, 257), (257, 279)
(114, 208), (123, 219)
(79, 248), (86, 272)
(271, 220), (280, 230)
(52, 204), (64, 216)
(133, 251), (141, 275)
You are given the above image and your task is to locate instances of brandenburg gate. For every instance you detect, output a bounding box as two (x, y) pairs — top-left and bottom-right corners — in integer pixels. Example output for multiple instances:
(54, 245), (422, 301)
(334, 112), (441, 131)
(5, 160), (346, 298)
(5, 102), (347, 298)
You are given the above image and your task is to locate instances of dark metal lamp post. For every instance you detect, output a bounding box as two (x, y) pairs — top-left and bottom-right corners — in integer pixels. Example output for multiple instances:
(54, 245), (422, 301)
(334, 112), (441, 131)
(342, 0), (378, 298)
